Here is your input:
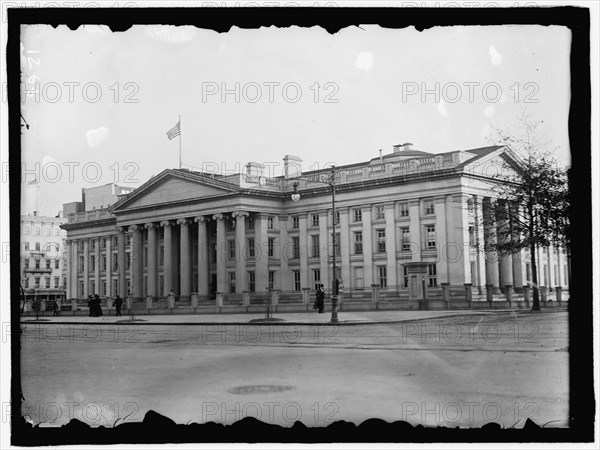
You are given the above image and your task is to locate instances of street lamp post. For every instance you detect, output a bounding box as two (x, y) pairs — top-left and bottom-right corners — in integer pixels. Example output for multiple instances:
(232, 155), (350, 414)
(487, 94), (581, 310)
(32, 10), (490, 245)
(292, 166), (339, 323)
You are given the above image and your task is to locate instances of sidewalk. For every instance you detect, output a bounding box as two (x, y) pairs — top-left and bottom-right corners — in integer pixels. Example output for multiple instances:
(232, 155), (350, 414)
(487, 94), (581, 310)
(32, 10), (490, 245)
(19, 308), (561, 326)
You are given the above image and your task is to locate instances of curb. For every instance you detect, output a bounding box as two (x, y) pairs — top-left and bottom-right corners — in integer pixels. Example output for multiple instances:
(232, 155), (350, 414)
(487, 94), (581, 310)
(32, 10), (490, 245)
(19, 309), (565, 327)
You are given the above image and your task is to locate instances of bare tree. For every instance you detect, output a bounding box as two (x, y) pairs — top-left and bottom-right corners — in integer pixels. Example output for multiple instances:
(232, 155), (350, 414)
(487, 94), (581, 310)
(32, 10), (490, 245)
(485, 113), (570, 311)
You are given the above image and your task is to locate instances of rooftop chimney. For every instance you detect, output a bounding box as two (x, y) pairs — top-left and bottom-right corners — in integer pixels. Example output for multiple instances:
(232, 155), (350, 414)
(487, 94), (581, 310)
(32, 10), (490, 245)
(403, 142), (414, 151)
(392, 144), (403, 153)
(283, 155), (302, 179)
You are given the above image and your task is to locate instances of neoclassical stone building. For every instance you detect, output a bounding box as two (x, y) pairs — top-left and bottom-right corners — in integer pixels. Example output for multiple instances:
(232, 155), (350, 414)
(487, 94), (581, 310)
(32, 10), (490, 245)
(60, 143), (569, 303)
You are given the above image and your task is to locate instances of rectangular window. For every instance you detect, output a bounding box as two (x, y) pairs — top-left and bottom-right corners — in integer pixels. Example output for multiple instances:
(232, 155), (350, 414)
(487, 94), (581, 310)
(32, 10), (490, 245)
(292, 216), (299, 229)
(113, 236), (118, 247)
(113, 279), (118, 297)
(55, 259), (60, 269)
(101, 238), (107, 249)
(248, 271), (255, 292)
(24, 258), (29, 268)
(44, 276), (50, 288)
(102, 254), (107, 271)
(45, 259), (51, 269)
(24, 278), (29, 288)
(292, 237), (300, 259)
(55, 227), (60, 236)
(35, 242), (40, 251)
(311, 235), (320, 258)
(428, 264), (437, 287)
(246, 216), (254, 230)
(313, 269), (321, 290)
(426, 225), (436, 249)
(24, 242), (30, 251)
(311, 214), (319, 227)
(268, 238), (275, 258)
(44, 226), (50, 236)
(78, 241), (84, 252)
(331, 232), (341, 256)
(90, 280), (95, 296)
(267, 216), (275, 230)
(268, 271), (275, 290)
(334, 211), (340, 225)
(228, 240), (236, 260)
(102, 280), (107, 296)
(63, 278), (67, 289)
(377, 229), (386, 253)
(403, 266), (409, 288)
(226, 219), (235, 232)
(353, 208), (362, 223)
(35, 259), (40, 269)
(126, 252), (131, 270)
(378, 266), (387, 288)
(90, 239), (96, 252)
(90, 255), (96, 271)
(78, 256), (84, 272)
(159, 246), (164, 265)
(35, 277), (40, 288)
(79, 281), (84, 297)
(400, 227), (411, 251)
(424, 199), (435, 215)
(127, 235), (132, 247)
(229, 272), (236, 293)
(375, 205), (385, 220)
(246, 238), (255, 259)
(24, 226), (30, 235)
(293, 271), (301, 292)
(354, 231), (363, 255)
(35, 226), (41, 236)
(469, 226), (475, 247)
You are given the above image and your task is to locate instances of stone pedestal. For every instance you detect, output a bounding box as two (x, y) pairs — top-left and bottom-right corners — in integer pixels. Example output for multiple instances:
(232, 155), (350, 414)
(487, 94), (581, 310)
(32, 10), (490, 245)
(216, 292), (224, 307)
(191, 293), (199, 308)
(485, 284), (494, 304)
(441, 282), (450, 309)
(167, 294), (175, 309)
(540, 286), (548, 302)
(71, 299), (77, 312)
(126, 297), (132, 310)
(371, 284), (380, 304)
(504, 285), (513, 305)
(146, 296), (153, 309)
(301, 288), (311, 305)
(242, 291), (250, 307)
(271, 290), (279, 307)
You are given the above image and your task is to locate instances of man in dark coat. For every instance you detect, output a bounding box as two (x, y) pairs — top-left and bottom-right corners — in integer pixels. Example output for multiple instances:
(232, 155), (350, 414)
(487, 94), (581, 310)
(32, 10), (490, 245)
(316, 284), (325, 313)
(113, 295), (123, 317)
(94, 294), (103, 317)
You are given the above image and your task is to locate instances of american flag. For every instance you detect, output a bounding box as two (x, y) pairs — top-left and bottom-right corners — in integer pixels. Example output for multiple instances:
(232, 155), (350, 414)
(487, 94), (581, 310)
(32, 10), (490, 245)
(166, 120), (181, 140)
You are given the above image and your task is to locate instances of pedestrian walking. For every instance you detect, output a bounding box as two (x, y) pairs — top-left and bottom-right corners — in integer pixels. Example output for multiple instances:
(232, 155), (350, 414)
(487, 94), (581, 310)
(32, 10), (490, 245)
(316, 284), (325, 313)
(52, 300), (59, 317)
(113, 295), (123, 317)
(94, 294), (103, 317)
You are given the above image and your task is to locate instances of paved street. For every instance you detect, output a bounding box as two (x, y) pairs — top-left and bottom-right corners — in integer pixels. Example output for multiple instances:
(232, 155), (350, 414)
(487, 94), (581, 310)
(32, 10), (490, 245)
(20, 310), (568, 429)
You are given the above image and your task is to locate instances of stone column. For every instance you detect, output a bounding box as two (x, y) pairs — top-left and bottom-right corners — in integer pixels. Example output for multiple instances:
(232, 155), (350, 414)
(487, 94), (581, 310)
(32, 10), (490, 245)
(447, 194), (472, 285)
(496, 201), (513, 290)
(145, 223), (157, 298)
(362, 207), (373, 287)
(408, 200), (421, 262)
(299, 214), (309, 288)
(213, 214), (226, 294)
(384, 202), (397, 286)
(66, 240), (72, 299)
(117, 227), (127, 298)
(253, 214), (268, 293)
(318, 211), (330, 293)
(94, 238), (100, 297)
(177, 218), (192, 300)
(232, 211), (249, 294)
(130, 224), (142, 299)
(472, 195), (486, 294)
(160, 221), (173, 296)
(71, 239), (79, 299)
(512, 251), (524, 292)
(279, 215), (291, 291)
(83, 239), (89, 298)
(106, 234), (112, 297)
(435, 196), (448, 284)
(482, 197), (500, 293)
(339, 208), (351, 289)
(547, 246), (555, 291)
(194, 216), (210, 297)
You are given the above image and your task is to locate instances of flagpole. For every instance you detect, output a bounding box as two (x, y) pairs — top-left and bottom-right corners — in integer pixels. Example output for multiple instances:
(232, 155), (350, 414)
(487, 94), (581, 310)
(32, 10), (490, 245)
(179, 115), (182, 169)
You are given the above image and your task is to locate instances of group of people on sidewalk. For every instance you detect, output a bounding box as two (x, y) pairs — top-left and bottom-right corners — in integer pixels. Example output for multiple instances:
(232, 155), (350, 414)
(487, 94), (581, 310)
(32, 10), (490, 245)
(87, 294), (123, 317)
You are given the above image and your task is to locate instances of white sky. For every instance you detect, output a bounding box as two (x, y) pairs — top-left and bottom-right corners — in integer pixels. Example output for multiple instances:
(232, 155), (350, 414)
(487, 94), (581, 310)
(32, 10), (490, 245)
(19, 22), (572, 216)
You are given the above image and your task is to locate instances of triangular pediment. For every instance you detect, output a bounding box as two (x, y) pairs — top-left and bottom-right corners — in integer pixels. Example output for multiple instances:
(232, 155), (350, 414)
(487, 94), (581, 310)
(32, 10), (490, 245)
(110, 170), (238, 212)
(461, 146), (526, 180)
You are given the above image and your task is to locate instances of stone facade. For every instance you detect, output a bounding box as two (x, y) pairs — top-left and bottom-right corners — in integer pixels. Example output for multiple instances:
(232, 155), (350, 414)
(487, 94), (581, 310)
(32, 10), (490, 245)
(60, 144), (570, 303)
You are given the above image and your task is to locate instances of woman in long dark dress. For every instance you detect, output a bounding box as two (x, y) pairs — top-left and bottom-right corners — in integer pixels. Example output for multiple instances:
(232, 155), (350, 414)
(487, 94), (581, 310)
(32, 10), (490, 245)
(93, 294), (103, 317)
